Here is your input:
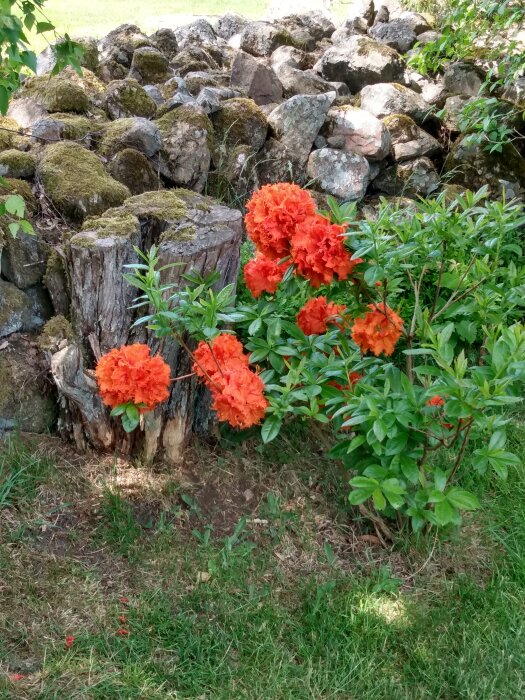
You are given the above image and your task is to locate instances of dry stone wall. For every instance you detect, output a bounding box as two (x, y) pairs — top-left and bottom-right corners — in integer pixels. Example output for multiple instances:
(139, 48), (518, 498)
(0, 3), (524, 456)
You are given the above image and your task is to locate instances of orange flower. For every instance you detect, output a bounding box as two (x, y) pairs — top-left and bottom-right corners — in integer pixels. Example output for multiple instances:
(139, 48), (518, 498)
(296, 297), (346, 335)
(427, 395), (445, 407)
(95, 344), (171, 411)
(210, 368), (268, 429)
(290, 214), (362, 288)
(351, 303), (403, 356)
(116, 628), (129, 636)
(192, 334), (249, 382)
(65, 635), (74, 648)
(9, 674), (25, 682)
(244, 254), (287, 298)
(245, 183), (316, 259)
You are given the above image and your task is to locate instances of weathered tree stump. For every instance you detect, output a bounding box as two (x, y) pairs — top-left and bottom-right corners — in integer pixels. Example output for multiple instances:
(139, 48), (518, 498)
(48, 189), (243, 462)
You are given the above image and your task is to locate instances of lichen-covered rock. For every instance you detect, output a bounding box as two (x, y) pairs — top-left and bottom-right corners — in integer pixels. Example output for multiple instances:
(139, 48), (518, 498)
(150, 28), (179, 60)
(230, 51), (283, 105)
(359, 82), (430, 123)
(331, 18), (368, 44)
(274, 63), (338, 97)
(1, 230), (49, 289)
(444, 137), (525, 198)
(211, 98), (268, 153)
(103, 79), (157, 119)
(156, 105), (214, 191)
(279, 11), (335, 43)
(0, 116), (27, 151)
(214, 12), (249, 40)
(383, 113), (441, 161)
(268, 92), (336, 165)
(307, 148), (370, 200)
(324, 104), (391, 160)
(373, 156), (440, 196)
(314, 36), (405, 92)
(14, 75), (90, 113)
(170, 46), (220, 76)
(107, 148), (160, 194)
(175, 19), (217, 49)
(443, 61), (484, 97)
(398, 11), (433, 35)
(240, 22), (296, 57)
(0, 333), (57, 432)
(129, 46), (172, 84)
(0, 149), (36, 179)
(369, 18), (417, 53)
(184, 71), (229, 96)
(98, 24), (152, 68)
(39, 142), (130, 222)
(98, 117), (162, 158)
(31, 112), (94, 144)
(257, 138), (307, 185)
(0, 280), (33, 337)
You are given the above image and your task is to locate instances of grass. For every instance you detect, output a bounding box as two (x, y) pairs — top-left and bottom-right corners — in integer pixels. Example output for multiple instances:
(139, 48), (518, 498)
(0, 424), (524, 698)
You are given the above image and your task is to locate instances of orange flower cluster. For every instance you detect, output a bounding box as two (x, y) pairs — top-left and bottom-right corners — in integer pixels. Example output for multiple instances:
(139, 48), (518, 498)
(351, 303), (404, 356)
(296, 296), (346, 335)
(245, 183), (316, 259)
(95, 344), (171, 410)
(291, 214), (362, 288)
(427, 395), (445, 407)
(192, 334), (268, 429)
(244, 253), (287, 298)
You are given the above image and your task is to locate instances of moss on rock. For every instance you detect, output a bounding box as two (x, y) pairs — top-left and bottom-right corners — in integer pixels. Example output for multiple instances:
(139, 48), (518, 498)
(107, 148), (160, 195)
(47, 113), (93, 140)
(20, 75), (90, 113)
(37, 315), (75, 352)
(120, 190), (188, 221)
(0, 116), (26, 151)
(0, 149), (36, 178)
(38, 141), (130, 223)
(211, 98), (268, 151)
(157, 105), (215, 150)
(81, 209), (140, 238)
(104, 79), (157, 119)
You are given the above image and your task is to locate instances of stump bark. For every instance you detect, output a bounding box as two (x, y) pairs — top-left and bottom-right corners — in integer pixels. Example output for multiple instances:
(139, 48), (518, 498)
(48, 189), (243, 462)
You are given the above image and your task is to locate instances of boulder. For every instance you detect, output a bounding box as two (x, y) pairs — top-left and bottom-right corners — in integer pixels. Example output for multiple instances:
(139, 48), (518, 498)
(275, 64), (338, 97)
(443, 61), (484, 97)
(98, 24), (152, 68)
(257, 138), (308, 185)
(211, 98), (268, 153)
(8, 75), (89, 127)
(150, 28), (179, 60)
(0, 150), (36, 179)
(397, 11), (432, 35)
(38, 141), (130, 222)
(279, 11), (335, 42)
(240, 22), (296, 57)
(444, 137), (525, 199)
(0, 280), (34, 337)
(214, 12), (249, 40)
(268, 92), (336, 165)
(175, 19), (217, 49)
(314, 36), (405, 92)
(416, 30), (441, 44)
(107, 148), (161, 194)
(373, 156), (440, 196)
(156, 105), (214, 191)
(347, 0), (375, 25)
(368, 19), (417, 53)
(307, 148), (370, 200)
(0, 116), (27, 151)
(31, 113), (93, 144)
(331, 19), (369, 44)
(170, 46), (220, 76)
(129, 47), (172, 84)
(37, 37), (99, 75)
(359, 82), (430, 123)
(103, 79), (157, 119)
(0, 333), (57, 433)
(230, 51), (283, 105)
(324, 105), (391, 160)
(1, 230), (48, 289)
(98, 117), (162, 158)
(382, 114), (441, 161)
(442, 95), (475, 132)
(271, 45), (313, 71)
(184, 71), (230, 96)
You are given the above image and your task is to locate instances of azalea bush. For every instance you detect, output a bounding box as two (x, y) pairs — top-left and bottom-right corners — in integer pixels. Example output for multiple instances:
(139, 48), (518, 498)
(96, 184), (525, 533)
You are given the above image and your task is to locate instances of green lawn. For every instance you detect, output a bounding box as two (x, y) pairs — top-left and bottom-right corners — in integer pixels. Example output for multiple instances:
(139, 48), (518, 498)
(0, 423), (524, 698)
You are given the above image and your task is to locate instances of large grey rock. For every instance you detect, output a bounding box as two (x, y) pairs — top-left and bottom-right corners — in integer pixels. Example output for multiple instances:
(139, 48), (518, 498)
(279, 11), (335, 42)
(347, 0), (375, 25)
(107, 148), (160, 195)
(442, 95), (475, 131)
(103, 78), (157, 119)
(240, 22), (296, 57)
(214, 12), (249, 40)
(170, 46), (220, 76)
(230, 51), (283, 105)
(373, 156), (440, 196)
(398, 11), (432, 35)
(315, 36), (405, 92)
(444, 137), (525, 199)
(175, 19), (217, 49)
(324, 105), (391, 160)
(150, 28), (179, 60)
(443, 61), (484, 97)
(369, 19), (417, 53)
(156, 105), (213, 191)
(276, 65), (337, 97)
(382, 114), (441, 161)
(307, 148), (370, 200)
(98, 117), (163, 158)
(37, 37), (99, 75)
(129, 46), (172, 84)
(2, 232), (49, 289)
(331, 18), (368, 44)
(359, 82), (430, 123)
(0, 280), (33, 337)
(211, 98), (267, 153)
(271, 45), (312, 71)
(257, 138), (308, 185)
(268, 92), (336, 165)
(98, 24), (152, 67)
(0, 150), (36, 179)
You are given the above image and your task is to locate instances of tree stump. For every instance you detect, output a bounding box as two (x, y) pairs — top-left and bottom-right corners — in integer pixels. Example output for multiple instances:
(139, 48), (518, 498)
(48, 189), (243, 462)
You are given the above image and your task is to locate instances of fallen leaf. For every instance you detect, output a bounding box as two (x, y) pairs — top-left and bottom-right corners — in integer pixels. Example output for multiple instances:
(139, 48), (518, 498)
(196, 571), (211, 583)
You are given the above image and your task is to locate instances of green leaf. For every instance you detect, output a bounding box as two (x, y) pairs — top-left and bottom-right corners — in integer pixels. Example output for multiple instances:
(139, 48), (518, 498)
(122, 405), (140, 433)
(372, 488), (386, 510)
(434, 500), (459, 526)
(261, 416), (282, 443)
(36, 21), (56, 33)
(4, 194), (25, 217)
(446, 488), (480, 511)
